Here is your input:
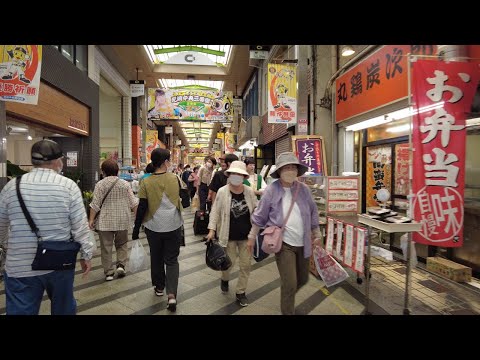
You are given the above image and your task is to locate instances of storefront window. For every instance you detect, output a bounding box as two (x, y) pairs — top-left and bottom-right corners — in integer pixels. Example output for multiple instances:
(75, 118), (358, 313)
(75, 45), (88, 73)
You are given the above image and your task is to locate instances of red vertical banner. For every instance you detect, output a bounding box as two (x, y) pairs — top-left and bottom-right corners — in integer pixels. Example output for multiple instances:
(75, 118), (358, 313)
(412, 60), (480, 247)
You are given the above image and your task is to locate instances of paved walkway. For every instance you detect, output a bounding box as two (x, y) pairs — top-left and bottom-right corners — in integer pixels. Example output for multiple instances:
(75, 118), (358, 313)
(1, 210), (479, 315)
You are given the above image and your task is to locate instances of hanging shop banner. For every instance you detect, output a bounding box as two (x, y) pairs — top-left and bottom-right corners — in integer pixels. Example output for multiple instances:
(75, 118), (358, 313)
(147, 88), (233, 122)
(292, 135), (327, 175)
(146, 130), (160, 163)
(130, 80), (145, 97)
(394, 143), (410, 196)
(0, 45), (42, 105)
(366, 145), (392, 207)
(334, 221), (343, 261)
(412, 60), (480, 247)
(335, 45), (437, 123)
(267, 63), (297, 124)
(343, 224), (355, 267)
(354, 228), (366, 274)
(326, 217), (335, 254)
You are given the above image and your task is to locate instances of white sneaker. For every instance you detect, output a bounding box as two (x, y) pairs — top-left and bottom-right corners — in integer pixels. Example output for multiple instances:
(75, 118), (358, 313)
(105, 274), (114, 281)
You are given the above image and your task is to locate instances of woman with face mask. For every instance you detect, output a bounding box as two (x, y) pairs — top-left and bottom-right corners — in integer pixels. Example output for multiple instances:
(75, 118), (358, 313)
(246, 152), (323, 315)
(197, 156), (216, 211)
(205, 161), (258, 307)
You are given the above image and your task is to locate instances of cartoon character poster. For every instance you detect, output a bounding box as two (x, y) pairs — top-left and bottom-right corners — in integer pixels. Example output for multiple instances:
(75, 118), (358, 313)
(146, 130), (160, 163)
(267, 63), (297, 124)
(0, 45), (42, 105)
(147, 87), (233, 122)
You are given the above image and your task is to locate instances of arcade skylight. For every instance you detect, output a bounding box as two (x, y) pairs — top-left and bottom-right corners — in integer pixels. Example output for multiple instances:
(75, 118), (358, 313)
(157, 79), (224, 90)
(144, 45), (233, 66)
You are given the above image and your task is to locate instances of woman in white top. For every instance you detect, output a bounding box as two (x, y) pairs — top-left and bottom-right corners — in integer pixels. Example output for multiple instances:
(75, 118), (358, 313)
(244, 158), (267, 200)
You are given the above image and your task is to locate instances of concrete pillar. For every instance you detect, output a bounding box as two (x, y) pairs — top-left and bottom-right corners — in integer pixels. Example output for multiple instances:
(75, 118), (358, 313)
(313, 45), (335, 175)
(122, 96), (132, 166)
(296, 45), (309, 130)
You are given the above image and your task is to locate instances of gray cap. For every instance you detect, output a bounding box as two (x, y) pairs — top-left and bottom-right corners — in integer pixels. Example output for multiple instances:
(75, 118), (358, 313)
(270, 151), (308, 179)
(31, 139), (65, 161)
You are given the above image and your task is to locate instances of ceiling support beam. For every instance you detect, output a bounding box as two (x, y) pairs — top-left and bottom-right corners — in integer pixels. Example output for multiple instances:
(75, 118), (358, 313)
(154, 46), (225, 56)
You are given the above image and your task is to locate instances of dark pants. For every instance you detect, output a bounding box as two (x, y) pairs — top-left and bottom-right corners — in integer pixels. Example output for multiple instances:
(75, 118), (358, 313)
(145, 227), (181, 297)
(199, 182), (209, 210)
(275, 242), (310, 315)
(190, 187), (196, 200)
(4, 270), (76, 315)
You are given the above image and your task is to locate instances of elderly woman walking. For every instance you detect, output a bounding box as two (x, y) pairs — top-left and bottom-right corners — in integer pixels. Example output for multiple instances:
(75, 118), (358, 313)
(247, 152), (323, 315)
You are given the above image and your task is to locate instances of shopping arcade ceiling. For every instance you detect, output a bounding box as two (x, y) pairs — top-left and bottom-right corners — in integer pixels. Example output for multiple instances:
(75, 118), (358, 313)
(102, 45), (254, 149)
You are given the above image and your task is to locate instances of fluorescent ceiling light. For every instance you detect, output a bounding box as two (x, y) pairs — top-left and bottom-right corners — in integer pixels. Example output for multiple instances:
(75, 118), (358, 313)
(346, 102), (446, 132)
(346, 116), (391, 131)
(386, 124), (411, 133)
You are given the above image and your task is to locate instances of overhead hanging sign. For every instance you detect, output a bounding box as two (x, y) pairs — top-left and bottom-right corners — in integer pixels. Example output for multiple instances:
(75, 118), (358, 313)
(267, 63), (297, 124)
(412, 59), (480, 248)
(130, 80), (145, 97)
(335, 45), (437, 123)
(147, 88), (233, 122)
(0, 45), (42, 105)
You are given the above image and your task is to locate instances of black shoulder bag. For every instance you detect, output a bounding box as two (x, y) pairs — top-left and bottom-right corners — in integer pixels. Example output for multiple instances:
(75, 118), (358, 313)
(93, 178), (119, 231)
(177, 175), (190, 208)
(16, 176), (81, 271)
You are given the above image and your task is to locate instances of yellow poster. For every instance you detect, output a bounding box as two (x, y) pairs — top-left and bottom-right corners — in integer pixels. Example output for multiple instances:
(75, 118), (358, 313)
(267, 63), (297, 124)
(0, 45), (42, 105)
(145, 130), (159, 163)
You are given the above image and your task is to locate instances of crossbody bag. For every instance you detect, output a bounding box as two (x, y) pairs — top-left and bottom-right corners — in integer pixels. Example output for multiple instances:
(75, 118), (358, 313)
(93, 178), (119, 231)
(16, 176), (81, 271)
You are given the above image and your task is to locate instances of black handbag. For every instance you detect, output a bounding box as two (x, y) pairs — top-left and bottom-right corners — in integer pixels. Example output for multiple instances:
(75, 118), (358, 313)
(16, 176), (81, 271)
(205, 241), (232, 271)
(177, 176), (190, 208)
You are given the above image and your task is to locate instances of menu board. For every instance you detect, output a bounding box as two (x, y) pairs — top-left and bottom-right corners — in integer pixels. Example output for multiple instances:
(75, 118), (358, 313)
(326, 217), (335, 254)
(344, 224), (355, 267)
(354, 228), (367, 273)
(327, 176), (359, 214)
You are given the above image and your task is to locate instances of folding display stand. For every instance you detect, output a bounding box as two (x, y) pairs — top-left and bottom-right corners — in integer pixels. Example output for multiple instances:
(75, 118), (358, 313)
(358, 215), (422, 314)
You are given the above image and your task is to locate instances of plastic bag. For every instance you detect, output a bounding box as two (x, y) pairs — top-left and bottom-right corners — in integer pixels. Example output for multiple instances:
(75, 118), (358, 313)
(89, 231), (98, 256)
(400, 233), (418, 268)
(191, 193), (200, 212)
(129, 239), (149, 273)
(313, 245), (349, 287)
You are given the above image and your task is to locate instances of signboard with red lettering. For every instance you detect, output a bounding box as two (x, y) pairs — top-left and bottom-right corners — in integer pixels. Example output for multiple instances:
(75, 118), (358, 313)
(0, 45), (42, 105)
(412, 59), (480, 247)
(292, 135), (327, 176)
(394, 143), (410, 196)
(335, 45), (437, 123)
(267, 63), (297, 124)
(366, 145), (392, 207)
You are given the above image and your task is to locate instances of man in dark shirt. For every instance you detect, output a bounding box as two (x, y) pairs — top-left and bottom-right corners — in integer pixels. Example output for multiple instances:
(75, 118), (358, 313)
(208, 153), (238, 205)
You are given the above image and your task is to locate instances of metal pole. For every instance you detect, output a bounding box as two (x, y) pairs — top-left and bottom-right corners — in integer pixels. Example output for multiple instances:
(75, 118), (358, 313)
(0, 100), (7, 190)
(403, 54), (415, 315)
(364, 225), (372, 315)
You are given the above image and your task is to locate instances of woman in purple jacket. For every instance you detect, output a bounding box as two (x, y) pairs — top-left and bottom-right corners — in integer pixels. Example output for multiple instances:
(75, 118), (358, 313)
(247, 152), (323, 315)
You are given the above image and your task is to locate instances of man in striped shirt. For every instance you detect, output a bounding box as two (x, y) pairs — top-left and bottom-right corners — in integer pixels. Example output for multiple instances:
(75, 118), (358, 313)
(0, 139), (94, 315)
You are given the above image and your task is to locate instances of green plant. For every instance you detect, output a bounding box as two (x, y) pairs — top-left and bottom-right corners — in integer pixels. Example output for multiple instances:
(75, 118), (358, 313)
(83, 190), (94, 204)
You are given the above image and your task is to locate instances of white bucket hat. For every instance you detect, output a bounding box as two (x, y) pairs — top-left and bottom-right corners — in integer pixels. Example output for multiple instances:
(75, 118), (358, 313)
(270, 152), (308, 179)
(225, 160), (249, 176)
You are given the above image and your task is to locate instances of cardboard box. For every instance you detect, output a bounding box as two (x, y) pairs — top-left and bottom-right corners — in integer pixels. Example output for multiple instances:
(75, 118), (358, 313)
(426, 257), (472, 283)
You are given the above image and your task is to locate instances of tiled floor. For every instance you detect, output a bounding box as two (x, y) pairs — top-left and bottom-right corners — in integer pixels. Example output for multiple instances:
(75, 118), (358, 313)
(1, 210), (480, 315)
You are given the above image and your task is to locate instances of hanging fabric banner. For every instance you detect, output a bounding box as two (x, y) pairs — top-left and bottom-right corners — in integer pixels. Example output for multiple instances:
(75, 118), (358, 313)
(412, 59), (480, 247)
(267, 63), (297, 124)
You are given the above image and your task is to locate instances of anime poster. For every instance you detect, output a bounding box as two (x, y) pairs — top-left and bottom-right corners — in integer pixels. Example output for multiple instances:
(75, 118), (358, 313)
(147, 87), (233, 122)
(267, 63), (297, 124)
(0, 45), (42, 105)
(146, 130), (160, 163)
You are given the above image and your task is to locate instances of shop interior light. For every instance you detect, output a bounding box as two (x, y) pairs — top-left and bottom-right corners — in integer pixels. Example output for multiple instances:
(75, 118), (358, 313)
(341, 46), (355, 57)
(386, 124), (411, 133)
(345, 115), (392, 132)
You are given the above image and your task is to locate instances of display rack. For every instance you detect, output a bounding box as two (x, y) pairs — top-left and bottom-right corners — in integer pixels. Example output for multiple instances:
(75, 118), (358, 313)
(358, 215), (422, 315)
